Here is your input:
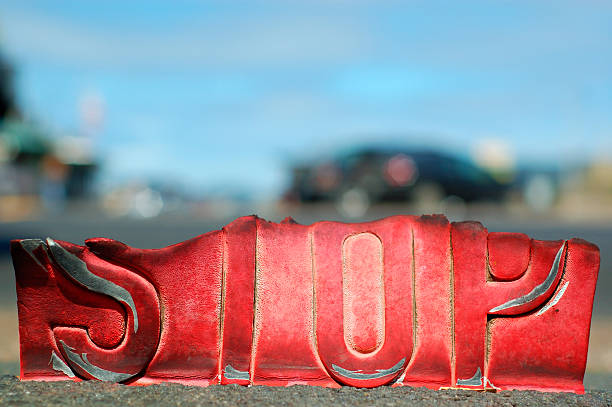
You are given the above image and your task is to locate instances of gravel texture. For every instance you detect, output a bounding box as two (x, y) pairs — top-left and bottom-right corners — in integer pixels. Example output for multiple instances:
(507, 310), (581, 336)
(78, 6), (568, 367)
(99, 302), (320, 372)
(1, 376), (610, 407)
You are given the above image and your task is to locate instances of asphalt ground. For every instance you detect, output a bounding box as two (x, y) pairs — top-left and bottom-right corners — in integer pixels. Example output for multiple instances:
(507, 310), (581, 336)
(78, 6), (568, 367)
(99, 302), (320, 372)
(0, 204), (611, 405)
(1, 375), (611, 407)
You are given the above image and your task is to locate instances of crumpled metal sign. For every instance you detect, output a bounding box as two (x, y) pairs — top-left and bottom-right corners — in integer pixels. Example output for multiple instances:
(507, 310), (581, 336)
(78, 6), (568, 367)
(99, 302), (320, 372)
(11, 215), (599, 393)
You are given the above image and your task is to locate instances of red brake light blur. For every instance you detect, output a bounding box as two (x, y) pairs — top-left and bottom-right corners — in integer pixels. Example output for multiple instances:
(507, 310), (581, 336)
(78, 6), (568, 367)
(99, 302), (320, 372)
(314, 163), (341, 191)
(384, 154), (417, 186)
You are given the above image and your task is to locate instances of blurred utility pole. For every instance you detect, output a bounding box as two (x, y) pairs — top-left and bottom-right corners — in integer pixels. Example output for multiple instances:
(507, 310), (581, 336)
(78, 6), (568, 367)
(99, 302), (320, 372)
(0, 53), (15, 119)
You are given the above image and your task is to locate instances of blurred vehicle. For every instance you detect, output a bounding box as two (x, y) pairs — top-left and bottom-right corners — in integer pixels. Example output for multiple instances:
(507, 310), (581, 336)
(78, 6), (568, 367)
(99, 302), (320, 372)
(284, 146), (511, 216)
(512, 166), (561, 212)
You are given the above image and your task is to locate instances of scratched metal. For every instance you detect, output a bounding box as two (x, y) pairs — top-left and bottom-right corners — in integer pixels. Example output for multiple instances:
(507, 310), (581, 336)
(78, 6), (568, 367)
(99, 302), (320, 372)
(60, 341), (133, 383)
(536, 281), (570, 316)
(223, 365), (250, 381)
(489, 242), (565, 313)
(331, 358), (405, 381)
(50, 351), (75, 378)
(19, 239), (48, 271)
(46, 238), (139, 333)
(456, 367), (482, 386)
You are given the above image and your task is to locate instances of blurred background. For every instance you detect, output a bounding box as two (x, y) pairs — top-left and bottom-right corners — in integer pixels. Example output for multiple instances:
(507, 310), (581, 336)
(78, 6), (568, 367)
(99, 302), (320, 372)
(0, 0), (611, 388)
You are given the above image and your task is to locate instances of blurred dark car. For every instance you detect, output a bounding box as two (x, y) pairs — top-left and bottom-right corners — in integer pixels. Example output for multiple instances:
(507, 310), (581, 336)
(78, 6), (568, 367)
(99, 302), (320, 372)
(512, 165), (561, 211)
(285, 147), (510, 211)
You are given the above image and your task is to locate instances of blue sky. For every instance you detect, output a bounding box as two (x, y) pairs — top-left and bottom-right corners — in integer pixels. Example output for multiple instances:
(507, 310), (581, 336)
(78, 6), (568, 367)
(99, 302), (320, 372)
(1, 1), (611, 197)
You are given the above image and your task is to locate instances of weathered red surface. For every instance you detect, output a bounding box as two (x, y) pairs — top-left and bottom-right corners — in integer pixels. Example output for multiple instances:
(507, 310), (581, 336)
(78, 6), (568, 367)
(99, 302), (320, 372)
(11, 215), (600, 393)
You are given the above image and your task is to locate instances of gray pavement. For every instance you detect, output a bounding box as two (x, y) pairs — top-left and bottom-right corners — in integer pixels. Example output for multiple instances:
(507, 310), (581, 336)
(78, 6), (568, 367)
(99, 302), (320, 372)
(1, 375), (611, 407)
